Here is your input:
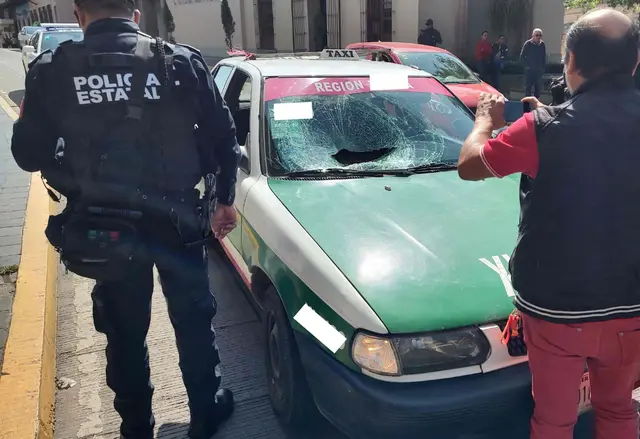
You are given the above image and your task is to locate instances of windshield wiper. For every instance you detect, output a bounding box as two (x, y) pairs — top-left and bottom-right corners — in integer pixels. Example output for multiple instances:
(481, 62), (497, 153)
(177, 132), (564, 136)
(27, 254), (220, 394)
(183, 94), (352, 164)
(281, 167), (426, 178)
(394, 163), (458, 174)
(281, 168), (387, 178)
(443, 80), (479, 84)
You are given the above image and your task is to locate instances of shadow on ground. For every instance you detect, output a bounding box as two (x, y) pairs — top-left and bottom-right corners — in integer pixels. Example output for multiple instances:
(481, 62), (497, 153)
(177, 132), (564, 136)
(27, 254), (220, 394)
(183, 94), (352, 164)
(8, 90), (24, 107)
(157, 419), (341, 439)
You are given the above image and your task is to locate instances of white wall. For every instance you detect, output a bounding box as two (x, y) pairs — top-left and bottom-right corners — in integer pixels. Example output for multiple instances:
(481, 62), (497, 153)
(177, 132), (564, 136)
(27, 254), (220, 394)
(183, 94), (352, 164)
(273, 0), (293, 51)
(340, 0), (361, 46)
(533, 0), (563, 62)
(394, 0), (419, 44)
(417, 0), (459, 51)
(55, 0), (76, 23)
(240, 0), (257, 51)
(171, 0), (227, 58)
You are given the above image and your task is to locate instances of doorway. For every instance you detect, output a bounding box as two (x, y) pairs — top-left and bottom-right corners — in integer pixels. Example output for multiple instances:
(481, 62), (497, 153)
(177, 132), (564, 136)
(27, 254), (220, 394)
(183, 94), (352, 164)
(307, 0), (328, 50)
(366, 0), (392, 42)
(257, 0), (275, 50)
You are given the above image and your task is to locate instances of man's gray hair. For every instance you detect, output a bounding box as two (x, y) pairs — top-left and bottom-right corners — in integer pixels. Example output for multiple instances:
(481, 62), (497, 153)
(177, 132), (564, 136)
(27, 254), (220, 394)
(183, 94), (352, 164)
(533, 28), (543, 35)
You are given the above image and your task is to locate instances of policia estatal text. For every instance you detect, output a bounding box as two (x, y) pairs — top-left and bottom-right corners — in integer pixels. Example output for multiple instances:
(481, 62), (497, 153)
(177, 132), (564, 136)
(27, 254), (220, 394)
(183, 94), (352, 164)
(11, 0), (241, 438)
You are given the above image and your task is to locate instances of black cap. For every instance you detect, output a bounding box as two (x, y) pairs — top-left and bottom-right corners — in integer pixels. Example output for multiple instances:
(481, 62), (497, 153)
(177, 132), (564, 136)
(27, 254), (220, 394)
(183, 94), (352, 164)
(426, 19), (433, 26)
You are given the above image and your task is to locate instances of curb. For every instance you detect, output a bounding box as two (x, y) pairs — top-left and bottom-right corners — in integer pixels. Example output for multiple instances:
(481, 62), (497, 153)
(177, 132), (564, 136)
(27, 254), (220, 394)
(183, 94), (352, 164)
(0, 93), (57, 439)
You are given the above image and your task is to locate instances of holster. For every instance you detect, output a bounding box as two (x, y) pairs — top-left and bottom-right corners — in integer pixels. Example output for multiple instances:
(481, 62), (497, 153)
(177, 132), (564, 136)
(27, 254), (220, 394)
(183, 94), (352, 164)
(45, 202), (146, 281)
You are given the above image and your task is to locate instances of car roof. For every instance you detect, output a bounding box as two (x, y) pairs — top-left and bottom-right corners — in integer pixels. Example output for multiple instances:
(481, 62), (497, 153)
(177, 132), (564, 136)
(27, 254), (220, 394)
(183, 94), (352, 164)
(352, 41), (451, 54)
(221, 57), (433, 78)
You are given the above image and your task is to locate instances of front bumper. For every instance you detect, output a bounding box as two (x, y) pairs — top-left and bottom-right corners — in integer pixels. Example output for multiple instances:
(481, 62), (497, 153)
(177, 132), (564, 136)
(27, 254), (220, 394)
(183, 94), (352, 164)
(296, 333), (594, 439)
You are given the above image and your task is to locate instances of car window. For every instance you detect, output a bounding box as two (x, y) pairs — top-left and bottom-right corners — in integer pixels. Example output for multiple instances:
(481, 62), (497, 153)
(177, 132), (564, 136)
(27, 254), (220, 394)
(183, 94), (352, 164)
(263, 76), (474, 175)
(213, 65), (234, 92)
(23, 27), (39, 36)
(239, 80), (251, 102)
(29, 32), (40, 48)
(41, 31), (83, 51)
(397, 52), (480, 84)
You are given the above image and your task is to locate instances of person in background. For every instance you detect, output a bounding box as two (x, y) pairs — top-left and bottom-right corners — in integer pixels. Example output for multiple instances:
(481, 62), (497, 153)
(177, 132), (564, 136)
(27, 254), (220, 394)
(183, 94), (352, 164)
(491, 34), (509, 89)
(520, 28), (547, 99)
(458, 8), (640, 439)
(417, 19), (442, 47)
(475, 31), (492, 83)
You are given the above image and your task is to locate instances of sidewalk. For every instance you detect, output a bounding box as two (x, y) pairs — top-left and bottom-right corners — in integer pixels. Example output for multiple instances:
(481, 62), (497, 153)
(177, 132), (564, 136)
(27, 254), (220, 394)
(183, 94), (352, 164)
(0, 104), (30, 370)
(54, 247), (340, 439)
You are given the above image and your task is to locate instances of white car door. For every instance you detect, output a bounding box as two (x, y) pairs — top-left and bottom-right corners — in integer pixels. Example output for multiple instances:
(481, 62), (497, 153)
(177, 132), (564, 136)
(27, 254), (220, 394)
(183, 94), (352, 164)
(22, 32), (40, 71)
(216, 64), (261, 281)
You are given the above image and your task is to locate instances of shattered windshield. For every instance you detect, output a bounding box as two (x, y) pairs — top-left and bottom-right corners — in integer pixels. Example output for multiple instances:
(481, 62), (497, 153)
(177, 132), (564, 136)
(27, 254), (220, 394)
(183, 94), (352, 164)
(397, 52), (480, 84)
(264, 76), (474, 175)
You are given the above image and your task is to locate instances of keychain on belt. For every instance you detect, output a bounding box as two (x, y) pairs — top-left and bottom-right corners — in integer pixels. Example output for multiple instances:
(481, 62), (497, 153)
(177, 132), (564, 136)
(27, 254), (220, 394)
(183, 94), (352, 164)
(500, 309), (527, 357)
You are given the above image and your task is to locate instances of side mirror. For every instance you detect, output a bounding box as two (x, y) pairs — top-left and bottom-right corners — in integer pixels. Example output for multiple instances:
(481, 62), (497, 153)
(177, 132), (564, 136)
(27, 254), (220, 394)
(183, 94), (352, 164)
(22, 45), (34, 53)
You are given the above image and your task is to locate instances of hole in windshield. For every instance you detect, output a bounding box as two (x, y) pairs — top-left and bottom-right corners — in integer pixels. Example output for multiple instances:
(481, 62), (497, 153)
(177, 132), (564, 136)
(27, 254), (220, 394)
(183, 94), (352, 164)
(263, 77), (474, 176)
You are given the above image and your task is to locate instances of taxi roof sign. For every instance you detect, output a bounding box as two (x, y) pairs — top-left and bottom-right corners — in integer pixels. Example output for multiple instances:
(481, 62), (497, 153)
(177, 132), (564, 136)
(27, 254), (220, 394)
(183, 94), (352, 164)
(319, 49), (360, 60)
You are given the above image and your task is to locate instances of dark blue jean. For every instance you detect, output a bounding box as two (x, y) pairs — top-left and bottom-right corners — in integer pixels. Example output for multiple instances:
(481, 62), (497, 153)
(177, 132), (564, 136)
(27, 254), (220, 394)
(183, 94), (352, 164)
(525, 69), (543, 99)
(91, 239), (220, 438)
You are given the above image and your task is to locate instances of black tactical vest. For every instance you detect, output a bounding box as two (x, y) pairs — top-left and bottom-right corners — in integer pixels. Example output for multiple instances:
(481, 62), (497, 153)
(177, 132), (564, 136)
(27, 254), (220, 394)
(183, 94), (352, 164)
(48, 33), (201, 210)
(510, 75), (640, 322)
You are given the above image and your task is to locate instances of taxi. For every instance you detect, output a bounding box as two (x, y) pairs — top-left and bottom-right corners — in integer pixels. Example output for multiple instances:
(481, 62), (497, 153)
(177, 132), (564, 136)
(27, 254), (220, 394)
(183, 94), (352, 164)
(211, 49), (593, 439)
(346, 42), (503, 113)
(21, 27), (83, 72)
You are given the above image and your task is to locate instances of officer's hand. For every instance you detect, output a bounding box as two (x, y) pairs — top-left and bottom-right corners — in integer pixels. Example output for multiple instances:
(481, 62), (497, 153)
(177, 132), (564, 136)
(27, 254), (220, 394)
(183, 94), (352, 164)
(521, 96), (545, 110)
(476, 93), (506, 130)
(211, 203), (237, 239)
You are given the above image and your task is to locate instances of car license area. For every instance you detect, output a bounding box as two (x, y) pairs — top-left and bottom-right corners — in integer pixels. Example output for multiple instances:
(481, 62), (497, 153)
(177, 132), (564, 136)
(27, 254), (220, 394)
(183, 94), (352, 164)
(578, 372), (591, 414)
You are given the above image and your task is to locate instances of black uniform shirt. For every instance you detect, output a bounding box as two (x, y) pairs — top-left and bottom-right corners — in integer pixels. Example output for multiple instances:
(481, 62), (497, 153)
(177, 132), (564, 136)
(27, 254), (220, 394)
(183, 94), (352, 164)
(12, 18), (241, 205)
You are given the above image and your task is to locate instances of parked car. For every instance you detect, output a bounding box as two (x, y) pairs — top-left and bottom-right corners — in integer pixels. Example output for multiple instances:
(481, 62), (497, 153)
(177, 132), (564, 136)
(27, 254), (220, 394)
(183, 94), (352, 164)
(21, 28), (84, 72)
(18, 26), (42, 48)
(209, 49), (593, 439)
(346, 42), (503, 113)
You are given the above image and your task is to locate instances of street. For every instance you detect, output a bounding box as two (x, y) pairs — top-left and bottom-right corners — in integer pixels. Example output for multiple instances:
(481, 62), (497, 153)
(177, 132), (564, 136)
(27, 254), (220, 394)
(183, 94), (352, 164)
(0, 47), (607, 439)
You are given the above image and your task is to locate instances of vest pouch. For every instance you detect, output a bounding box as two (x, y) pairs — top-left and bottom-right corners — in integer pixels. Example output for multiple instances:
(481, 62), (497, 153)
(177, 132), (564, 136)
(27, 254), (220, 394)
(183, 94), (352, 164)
(46, 209), (144, 281)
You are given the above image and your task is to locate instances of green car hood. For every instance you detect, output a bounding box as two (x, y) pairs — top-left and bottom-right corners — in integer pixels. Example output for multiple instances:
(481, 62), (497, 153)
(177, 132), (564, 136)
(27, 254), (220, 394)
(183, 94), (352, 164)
(268, 172), (521, 334)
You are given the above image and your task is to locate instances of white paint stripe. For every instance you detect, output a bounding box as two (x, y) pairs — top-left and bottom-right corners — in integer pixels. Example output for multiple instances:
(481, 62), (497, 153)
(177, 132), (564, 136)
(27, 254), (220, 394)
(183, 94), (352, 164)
(220, 237), (251, 283)
(515, 293), (640, 319)
(294, 304), (347, 354)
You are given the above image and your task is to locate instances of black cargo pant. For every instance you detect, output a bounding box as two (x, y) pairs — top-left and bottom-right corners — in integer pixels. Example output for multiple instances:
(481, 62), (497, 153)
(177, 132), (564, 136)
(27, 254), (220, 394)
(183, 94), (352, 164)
(91, 237), (221, 437)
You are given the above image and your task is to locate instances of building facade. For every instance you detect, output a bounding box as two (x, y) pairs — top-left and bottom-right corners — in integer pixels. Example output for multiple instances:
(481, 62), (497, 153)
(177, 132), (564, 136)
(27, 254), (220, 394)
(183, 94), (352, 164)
(170, 0), (564, 63)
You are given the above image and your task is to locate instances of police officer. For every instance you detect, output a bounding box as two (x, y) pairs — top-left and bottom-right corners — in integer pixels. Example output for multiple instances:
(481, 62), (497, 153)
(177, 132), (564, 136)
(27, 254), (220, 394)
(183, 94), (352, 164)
(11, 0), (241, 438)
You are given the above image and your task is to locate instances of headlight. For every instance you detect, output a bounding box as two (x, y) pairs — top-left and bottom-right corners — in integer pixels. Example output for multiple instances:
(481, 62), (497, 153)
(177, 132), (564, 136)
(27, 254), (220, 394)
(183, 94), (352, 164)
(352, 327), (490, 376)
(352, 333), (400, 376)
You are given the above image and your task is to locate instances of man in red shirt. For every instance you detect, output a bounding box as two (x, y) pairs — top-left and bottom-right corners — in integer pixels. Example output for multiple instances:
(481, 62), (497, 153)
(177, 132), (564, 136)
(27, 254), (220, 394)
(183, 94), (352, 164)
(458, 8), (640, 439)
(475, 31), (492, 82)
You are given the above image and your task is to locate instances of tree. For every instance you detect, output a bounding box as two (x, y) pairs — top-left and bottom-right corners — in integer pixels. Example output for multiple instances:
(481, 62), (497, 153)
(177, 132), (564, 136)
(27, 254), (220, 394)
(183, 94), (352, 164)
(220, 0), (236, 49)
(564, 0), (639, 9)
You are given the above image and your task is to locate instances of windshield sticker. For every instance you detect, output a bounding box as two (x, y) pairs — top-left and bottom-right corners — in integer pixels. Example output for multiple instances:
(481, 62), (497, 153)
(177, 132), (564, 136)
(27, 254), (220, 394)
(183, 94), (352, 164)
(369, 74), (410, 91)
(264, 76), (452, 101)
(314, 79), (366, 93)
(273, 102), (314, 121)
(479, 255), (514, 297)
(294, 304), (347, 353)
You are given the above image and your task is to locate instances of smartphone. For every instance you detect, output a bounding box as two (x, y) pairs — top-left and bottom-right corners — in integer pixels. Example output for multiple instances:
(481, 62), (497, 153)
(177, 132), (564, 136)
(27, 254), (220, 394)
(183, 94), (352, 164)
(503, 100), (527, 123)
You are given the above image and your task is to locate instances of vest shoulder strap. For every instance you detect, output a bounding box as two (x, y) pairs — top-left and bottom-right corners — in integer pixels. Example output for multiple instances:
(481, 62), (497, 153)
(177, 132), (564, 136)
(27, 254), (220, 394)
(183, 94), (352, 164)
(532, 99), (573, 139)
